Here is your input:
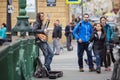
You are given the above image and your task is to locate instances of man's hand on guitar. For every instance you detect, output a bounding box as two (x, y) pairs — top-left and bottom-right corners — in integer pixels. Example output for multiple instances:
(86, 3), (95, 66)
(44, 29), (47, 33)
(47, 14), (50, 22)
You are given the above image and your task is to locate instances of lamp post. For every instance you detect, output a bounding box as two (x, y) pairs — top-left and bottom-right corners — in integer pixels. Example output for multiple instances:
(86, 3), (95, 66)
(81, 0), (83, 20)
(6, 0), (12, 42)
(12, 0), (32, 37)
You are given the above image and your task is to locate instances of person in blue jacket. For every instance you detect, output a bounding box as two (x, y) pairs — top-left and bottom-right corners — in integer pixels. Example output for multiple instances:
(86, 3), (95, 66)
(0, 23), (7, 45)
(73, 13), (95, 72)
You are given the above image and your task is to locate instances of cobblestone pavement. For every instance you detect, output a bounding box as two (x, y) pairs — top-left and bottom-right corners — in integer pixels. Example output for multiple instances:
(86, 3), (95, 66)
(36, 41), (113, 80)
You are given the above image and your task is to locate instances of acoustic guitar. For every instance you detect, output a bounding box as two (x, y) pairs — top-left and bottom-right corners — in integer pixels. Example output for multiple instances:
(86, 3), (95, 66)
(35, 14), (50, 42)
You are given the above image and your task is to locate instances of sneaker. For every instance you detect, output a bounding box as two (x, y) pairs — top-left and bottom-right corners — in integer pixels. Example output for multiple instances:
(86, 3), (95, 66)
(54, 53), (59, 55)
(89, 68), (96, 72)
(79, 68), (84, 72)
(96, 67), (101, 73)
(105, 68), (109, 71)
(108, 67), (111, 71)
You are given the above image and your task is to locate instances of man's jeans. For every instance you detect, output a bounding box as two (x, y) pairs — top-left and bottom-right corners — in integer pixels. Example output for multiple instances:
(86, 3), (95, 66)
(38, 42), (54, 71)
(53, 38), (60, 54)
(77, 42), (94, 69)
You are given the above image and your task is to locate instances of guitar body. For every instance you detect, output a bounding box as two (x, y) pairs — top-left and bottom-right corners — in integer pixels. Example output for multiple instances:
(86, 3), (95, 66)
(35, 14), (50, 42)
(36, 33), (48, 42)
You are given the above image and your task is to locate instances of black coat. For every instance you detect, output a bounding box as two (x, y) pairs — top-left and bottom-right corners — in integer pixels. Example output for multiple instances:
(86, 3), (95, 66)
(89, 32), (107, 54)
(52, 25), (62, 38)
(65, 25), (74, 37)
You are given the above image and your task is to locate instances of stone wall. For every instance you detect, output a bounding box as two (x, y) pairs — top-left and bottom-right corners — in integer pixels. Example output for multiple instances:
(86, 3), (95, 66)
(0, 0), (19, 28)
(0, 0), (69, 29)
(0, 0), (7, 26)
(37, 0), (69, 28)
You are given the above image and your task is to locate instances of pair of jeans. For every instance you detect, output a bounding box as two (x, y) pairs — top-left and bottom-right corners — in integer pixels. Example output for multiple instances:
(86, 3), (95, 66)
(38, 42), (54, 71)
(95, 53), (101, 68)
(106, 49), (116, 67)
(77, 42), (94, 69)
(53, 38), (60, 54)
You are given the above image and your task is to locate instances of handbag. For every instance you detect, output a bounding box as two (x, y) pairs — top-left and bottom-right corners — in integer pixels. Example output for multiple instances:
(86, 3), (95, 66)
(88, 41), (94, 51)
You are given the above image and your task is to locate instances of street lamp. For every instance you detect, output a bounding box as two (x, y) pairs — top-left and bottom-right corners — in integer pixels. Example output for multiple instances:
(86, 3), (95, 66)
(80, 0), (83, 20)
(12, 0), (32, 37)
(6, 0), (12, 42)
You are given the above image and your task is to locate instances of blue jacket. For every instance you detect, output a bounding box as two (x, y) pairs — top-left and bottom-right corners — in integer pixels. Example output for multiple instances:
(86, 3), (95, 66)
(0, 27), (7, 39)
(104, 24), (114, 42)
(73, 20), (93, 42)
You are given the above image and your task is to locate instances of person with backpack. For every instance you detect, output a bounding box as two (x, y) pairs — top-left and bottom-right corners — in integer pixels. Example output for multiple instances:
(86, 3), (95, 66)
(100, 16), (116, 71)
(73, 13), (95, 72)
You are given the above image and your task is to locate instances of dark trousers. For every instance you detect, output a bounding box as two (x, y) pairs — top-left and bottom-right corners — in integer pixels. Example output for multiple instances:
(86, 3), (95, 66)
(38, 42), (54, 71)
(106, 49), (116, 66)
(66, 34), (72, 50)
(77, 42), (94, 69)
(100, 51), (108, 68)
(0, 39), (5, 45)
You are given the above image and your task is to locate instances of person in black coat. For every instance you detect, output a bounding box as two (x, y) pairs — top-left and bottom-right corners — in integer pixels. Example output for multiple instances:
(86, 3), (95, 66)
(52, 19), (62, 55)
(65, 22), (74, 51)
(89, 23), (109, 73)
(33, 12), (54, 71)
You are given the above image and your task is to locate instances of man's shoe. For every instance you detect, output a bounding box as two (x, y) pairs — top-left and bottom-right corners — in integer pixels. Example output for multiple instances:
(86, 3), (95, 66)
(79, 68), (84, 72)
(54, 53), (59, 55)
(89, 68), (96, 72)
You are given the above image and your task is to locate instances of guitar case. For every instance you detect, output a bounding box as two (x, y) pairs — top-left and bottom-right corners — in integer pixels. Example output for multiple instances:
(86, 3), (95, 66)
(33, 57), (63, 79)
(48, 71), (63, 79)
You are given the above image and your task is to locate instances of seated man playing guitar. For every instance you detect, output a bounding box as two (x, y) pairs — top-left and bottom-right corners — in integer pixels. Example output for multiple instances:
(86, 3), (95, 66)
(33, 12), (54, 71)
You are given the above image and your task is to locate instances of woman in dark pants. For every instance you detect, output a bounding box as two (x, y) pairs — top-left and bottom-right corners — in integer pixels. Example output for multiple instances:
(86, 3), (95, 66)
(100, 17), (116, 70)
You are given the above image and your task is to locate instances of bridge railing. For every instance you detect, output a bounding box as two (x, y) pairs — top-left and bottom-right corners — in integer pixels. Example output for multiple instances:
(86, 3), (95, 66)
(0, 37), (39, 80)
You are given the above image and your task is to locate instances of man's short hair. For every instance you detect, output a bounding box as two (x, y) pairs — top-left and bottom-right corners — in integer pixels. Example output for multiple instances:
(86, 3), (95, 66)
(84, 13), (89, 17)
(56, 19), (60, 22)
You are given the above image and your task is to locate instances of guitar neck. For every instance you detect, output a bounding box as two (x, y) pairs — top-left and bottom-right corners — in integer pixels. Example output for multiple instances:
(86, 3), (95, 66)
(44, 20), (50, 29)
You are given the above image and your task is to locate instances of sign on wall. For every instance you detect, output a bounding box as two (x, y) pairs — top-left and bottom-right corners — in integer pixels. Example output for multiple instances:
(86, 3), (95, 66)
(8, 5), (14, 13)
(8, 0), (12, 5)
(47, 0), (56, 6)
(66, 0), (81, 4)
(26, 0), (36, 12)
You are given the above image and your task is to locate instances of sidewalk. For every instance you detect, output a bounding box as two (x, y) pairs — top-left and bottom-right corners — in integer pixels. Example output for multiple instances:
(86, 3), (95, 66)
(36, 41), (113, 80)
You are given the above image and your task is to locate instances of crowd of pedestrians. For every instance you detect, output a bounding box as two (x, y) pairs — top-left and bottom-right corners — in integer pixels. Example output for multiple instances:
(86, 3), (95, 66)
(32, 11), (116, 75)
(45, 13), (116, 74)
(72, 14), (116, 73)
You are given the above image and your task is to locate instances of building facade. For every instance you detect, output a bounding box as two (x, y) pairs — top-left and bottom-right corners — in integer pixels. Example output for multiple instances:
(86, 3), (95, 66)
(0, 0), (69, 29)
